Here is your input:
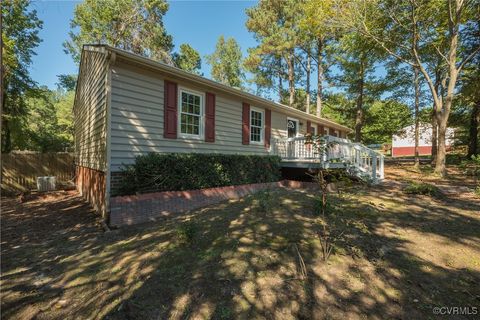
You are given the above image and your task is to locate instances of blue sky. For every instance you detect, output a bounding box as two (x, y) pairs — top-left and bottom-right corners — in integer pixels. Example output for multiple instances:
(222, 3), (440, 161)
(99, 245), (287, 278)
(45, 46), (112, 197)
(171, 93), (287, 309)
(29, 0), (257, 89)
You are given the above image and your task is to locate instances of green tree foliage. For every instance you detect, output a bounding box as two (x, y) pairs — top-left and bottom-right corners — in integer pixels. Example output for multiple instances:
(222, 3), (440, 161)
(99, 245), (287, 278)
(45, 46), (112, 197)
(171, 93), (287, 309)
(244, 50), (285, 99)
(172, 44), (202, 74)
(322, 93), (355, 128)
(206, 36), (245, 88)
(23, 87), (74, 152)
(54, 91), (75, 149)
(330, 33), (386, 142)
(245, 0), (302, 106)
(456, 20), (480, 157)
(280, 88), (308, 112)
(321, 93), (411, 144)
(362, 100), (412, 144)
(342, 0), (479, 176)
(1, 0), (43, 153)
(56, 74), (77, 91)
(299, 0), (338, 116)
(64, 0), (174, 64)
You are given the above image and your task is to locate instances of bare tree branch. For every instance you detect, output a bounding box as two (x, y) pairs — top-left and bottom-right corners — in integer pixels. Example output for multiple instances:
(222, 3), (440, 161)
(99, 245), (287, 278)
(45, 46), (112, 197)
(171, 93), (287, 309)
(457, 45), (480, 73)
(433, 43), (452, 66)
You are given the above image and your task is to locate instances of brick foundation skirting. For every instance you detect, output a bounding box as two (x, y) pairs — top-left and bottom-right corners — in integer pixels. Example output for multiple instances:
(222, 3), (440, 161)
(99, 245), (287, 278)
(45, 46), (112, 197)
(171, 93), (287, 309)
(109, 180), (318, 227)
(76, 165), (106, 217)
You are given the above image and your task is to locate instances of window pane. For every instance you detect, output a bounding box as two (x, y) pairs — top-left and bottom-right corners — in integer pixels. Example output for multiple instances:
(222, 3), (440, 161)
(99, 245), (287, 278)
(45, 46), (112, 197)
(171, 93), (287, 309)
(180, 91), (202, 136)
(249, 110), (263, 142)
(251, 110), (262, 128)
(182, 100), (188, 113)
(250, 126), (261, 142)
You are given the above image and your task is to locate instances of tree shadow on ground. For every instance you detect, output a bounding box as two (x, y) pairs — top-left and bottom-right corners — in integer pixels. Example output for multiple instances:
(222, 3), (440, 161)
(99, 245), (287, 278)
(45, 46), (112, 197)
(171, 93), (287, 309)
(1, 181), (479, 319)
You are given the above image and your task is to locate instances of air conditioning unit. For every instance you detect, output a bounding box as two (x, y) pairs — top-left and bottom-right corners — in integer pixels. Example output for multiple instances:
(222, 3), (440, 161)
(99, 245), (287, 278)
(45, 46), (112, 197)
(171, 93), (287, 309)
(37, 176), (56, 192)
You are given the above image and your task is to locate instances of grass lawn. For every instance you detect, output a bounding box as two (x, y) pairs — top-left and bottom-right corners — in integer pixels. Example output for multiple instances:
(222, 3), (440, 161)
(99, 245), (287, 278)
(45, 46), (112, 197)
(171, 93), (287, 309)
(1, 164), (479, 319)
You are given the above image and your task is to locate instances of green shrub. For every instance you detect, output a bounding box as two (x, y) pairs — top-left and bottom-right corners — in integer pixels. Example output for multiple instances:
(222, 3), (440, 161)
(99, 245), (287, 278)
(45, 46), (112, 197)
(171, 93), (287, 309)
(175, 221), (197, 245)
(116, 153), (281, 195)
(475, 186), (480, 198)
(404, 182), (440, 196)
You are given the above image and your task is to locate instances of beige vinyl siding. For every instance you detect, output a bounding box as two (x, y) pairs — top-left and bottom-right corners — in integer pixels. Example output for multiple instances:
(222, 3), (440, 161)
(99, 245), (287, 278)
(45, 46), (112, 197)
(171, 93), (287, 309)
(74, 48), (109, 171)
(271, 112), (287, 139)
(110, 62), (270, 171)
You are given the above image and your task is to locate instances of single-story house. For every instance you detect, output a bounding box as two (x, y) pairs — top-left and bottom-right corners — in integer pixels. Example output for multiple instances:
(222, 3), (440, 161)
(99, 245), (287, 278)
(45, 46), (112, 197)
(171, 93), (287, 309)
(392, 123), (455, 157)
(74, 45), (354, 225)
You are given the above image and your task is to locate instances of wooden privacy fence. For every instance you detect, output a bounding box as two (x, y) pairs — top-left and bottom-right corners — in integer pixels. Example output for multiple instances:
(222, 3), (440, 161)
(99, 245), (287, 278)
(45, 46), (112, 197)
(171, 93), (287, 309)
(1, 152), (75, 193)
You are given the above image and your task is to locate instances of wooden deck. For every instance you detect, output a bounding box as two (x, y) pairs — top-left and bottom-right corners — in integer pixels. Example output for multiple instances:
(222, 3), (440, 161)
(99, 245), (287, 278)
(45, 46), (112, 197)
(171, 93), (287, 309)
(271, 135), (385, 181)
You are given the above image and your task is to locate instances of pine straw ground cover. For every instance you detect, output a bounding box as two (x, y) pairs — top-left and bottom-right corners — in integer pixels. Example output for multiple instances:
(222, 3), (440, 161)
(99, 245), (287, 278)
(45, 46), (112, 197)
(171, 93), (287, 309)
(1, 164), (479, 319)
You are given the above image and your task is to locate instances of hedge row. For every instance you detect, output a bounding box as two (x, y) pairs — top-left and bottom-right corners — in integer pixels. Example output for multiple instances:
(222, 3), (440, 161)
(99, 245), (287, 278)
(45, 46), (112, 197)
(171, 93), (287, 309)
(116, 153), (282, 195)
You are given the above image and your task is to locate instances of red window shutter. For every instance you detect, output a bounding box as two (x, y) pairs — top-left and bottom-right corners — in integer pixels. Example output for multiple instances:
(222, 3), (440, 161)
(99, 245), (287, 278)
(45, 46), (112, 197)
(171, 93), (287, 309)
(264, 109), (271, 149)
(318, 125), (324, 136)
(306, 121), (312, 134)
(205, 92), (215, 142)
(164, 80), (177, 139)
(242, 103), (250, 145)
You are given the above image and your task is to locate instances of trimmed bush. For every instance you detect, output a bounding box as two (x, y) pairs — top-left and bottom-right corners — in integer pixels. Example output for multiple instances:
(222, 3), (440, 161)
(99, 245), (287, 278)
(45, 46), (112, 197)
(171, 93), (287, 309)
(117, 153), (281, 195)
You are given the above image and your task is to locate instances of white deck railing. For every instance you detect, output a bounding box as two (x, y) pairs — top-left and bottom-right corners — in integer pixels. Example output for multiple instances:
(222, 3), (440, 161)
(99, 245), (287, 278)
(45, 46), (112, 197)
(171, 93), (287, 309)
(271, 135), (384, 182)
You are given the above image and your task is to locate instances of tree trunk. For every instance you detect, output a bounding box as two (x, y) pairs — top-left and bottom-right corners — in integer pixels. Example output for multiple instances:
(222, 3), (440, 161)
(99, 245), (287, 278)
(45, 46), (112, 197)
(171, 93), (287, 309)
(432, 1), (462, 178)
(2, 118), (11, 153)
(431, 64), (442, 167)
(286, 54), (295, 107)
(306, 52), (311, 114)
(278, 57), (283, 101)
(413, 66), (420, 169)
(431, 112), (438, 165)
(354, 59), (365, 142)
(0, 8), (2, 184)
(1, 81), (9, 153)
(316, 37), (323, 117)
(467, 100), (480, 157)
(435, 118), (447, 176)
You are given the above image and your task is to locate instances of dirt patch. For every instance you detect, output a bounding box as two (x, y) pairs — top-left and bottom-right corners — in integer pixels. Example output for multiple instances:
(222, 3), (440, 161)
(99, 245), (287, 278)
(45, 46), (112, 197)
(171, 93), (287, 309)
(385, 163), (478, 189)
(1, 165), (479, 319)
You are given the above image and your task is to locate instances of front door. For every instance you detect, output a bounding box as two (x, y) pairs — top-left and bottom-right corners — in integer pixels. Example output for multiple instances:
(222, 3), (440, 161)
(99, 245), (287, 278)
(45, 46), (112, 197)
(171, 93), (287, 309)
(287, 118), (299, 158)
(287, 118), (299, 139)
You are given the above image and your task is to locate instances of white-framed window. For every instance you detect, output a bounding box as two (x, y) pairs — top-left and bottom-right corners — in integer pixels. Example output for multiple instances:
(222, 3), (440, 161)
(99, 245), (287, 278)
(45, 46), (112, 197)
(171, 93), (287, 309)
(250, 107), (264, 144)
(311, 126), (317, 136)
(178, 88), (204, 138)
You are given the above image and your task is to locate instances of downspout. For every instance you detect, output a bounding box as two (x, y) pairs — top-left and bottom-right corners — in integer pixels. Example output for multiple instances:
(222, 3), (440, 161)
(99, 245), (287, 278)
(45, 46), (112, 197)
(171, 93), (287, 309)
(104, 51), (116, 227)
